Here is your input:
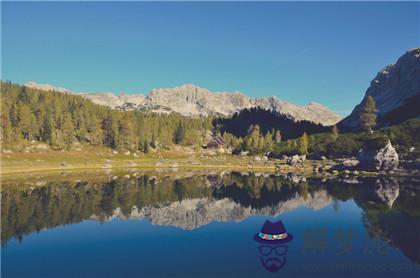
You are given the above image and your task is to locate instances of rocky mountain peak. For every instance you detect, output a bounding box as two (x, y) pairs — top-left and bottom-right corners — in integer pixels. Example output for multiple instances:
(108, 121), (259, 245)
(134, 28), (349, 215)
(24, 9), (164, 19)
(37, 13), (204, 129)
(25, 81), (70, 93)
(339, 48), (420, 130)
(306, 102), (324, 108)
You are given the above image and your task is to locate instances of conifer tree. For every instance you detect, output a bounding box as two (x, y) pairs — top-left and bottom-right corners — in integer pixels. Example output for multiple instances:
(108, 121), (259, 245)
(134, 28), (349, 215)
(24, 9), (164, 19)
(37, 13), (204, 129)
(174, 123), (185, 144)
(257, 136), (266, 152)
(62, 113), (75, 149)
(298, 132), (308, 155)
(143, 139), (149, 153)
(275, 130), (282, 144)
(264, 131), (273, 151)
(1, 113), (13, 146)
(359, 96), (377, 132)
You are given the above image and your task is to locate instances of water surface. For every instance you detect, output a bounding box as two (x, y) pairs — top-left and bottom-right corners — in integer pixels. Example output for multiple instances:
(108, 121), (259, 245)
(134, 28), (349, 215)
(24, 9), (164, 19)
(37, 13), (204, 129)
(2, 172), (420, 277)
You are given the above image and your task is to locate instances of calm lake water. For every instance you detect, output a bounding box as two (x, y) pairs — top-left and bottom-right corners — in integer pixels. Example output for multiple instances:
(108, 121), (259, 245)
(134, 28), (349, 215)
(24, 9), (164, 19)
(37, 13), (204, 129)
(1, 171), (420, 278)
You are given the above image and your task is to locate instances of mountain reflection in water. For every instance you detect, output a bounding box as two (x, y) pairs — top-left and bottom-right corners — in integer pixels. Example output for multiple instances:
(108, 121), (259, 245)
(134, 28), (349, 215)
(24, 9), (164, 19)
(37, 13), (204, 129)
(1, 172), (420, 266)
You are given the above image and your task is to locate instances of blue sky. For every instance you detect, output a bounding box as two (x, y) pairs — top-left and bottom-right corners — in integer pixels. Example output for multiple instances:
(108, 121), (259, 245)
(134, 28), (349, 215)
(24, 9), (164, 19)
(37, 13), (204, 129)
(2, 2), (419, 115)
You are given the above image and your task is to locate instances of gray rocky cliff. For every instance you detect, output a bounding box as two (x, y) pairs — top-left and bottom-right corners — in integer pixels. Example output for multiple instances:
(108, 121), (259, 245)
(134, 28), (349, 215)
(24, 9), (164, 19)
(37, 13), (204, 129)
(340, 48), (420, 130)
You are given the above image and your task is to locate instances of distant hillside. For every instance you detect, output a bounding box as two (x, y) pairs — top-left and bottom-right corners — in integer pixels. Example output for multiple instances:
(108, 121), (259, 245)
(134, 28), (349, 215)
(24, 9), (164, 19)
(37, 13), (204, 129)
(24, 82), (342, 126)
(214, 107), (329, 140)
(339, 48), (420, 130)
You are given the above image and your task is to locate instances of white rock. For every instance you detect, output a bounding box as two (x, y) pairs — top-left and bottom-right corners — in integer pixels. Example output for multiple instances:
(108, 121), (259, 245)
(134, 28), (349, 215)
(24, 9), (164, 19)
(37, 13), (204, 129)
(286, 155), (306, 166)
(357, 140), (399, 171)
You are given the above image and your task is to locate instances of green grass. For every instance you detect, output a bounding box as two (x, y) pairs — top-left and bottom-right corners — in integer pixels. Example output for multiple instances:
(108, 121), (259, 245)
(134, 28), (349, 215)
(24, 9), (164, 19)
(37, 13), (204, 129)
(1, 145), (281, 175)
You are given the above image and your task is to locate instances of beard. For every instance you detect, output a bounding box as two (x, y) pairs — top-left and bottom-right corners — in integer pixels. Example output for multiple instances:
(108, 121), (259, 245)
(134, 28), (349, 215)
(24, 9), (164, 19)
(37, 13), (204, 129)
(260, 256), (287, 273)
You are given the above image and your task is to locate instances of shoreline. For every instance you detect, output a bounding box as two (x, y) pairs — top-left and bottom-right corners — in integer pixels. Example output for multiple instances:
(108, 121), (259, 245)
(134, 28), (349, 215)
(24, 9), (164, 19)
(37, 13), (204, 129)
(2, 158), (416, 178)
(1, 147), (417, 177)
(1, 163), (278, 176)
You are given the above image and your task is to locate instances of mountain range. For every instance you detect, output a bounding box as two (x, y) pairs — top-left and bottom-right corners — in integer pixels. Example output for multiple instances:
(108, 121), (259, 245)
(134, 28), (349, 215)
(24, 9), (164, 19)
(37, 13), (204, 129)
(94, 190), (331, 230)
(24, 82), (342, 126)
(23, 47), (420, 129)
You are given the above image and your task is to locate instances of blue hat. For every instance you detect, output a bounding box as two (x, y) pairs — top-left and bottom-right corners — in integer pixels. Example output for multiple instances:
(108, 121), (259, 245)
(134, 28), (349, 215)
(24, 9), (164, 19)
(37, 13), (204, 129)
(253, 220), (293, 244)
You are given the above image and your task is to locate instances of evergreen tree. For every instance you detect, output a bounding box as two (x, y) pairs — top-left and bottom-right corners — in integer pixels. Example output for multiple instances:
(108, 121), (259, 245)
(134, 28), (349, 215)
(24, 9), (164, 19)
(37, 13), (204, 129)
(297, 132), (309, 155)
(242, 137), (251, 151)
(257, 136), (266, 152)
(143, 139), (149, 153)
(248, 124), (261, 151)
(359, 96), (377, 132)
(42, 113), (56, 144)
(275, 130), (282, 144)
(264, 131), (273, 151)
(1, 113), (13, 146)
(174, 123), (185, 144)
(231, 136), (242, 149)
(118, 115), (136, 151)
(331, 125), (339, 140)
(62, 113), (75, 149)
(103, 113), (119, 148)
(16, 104), (34, 140)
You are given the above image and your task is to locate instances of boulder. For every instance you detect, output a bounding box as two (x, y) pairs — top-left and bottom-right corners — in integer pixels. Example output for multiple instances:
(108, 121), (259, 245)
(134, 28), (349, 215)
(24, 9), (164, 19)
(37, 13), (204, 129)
(357, 140), (399, 171)
(286, 155), (306, 166)
(342, 159), (359, 167)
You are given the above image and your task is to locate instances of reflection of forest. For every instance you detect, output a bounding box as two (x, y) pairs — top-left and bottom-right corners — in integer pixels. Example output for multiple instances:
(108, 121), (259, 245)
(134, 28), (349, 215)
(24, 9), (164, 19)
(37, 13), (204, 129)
(325, 177), (420, 265)
(2, 173), (420, 264)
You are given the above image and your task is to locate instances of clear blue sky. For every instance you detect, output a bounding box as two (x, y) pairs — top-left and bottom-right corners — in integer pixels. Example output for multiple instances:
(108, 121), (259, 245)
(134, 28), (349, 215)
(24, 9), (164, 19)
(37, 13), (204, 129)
(2, 2), (419, 115)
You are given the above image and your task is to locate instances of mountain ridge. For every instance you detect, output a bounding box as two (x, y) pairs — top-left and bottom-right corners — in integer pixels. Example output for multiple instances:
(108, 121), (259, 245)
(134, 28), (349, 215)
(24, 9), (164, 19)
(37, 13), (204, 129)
(24, 81), (342, 126)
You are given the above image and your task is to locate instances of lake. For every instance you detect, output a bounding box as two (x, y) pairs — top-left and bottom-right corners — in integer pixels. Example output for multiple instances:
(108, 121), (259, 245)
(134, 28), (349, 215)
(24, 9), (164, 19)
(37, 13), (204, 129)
(1, 171), (420, 277)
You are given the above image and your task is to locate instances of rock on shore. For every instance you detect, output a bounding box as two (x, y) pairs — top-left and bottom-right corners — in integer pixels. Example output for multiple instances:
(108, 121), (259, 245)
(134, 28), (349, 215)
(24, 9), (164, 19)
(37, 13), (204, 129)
(357, 140), (399, 171)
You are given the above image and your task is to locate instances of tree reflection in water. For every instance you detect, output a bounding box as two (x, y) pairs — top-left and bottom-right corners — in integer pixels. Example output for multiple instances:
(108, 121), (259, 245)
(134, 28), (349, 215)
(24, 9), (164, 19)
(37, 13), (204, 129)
(1, 172), (419, 264)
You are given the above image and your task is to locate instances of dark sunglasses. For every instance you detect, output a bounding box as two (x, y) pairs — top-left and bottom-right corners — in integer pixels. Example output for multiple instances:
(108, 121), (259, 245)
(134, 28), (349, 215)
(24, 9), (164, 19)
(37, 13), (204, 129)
(259, 245), (288, 256)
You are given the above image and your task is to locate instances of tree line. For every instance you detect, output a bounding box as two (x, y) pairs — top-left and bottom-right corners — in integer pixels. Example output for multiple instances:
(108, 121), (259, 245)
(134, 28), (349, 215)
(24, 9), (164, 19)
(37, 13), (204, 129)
(2, 81), (418, 158)
(1, 81), (212, 151)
